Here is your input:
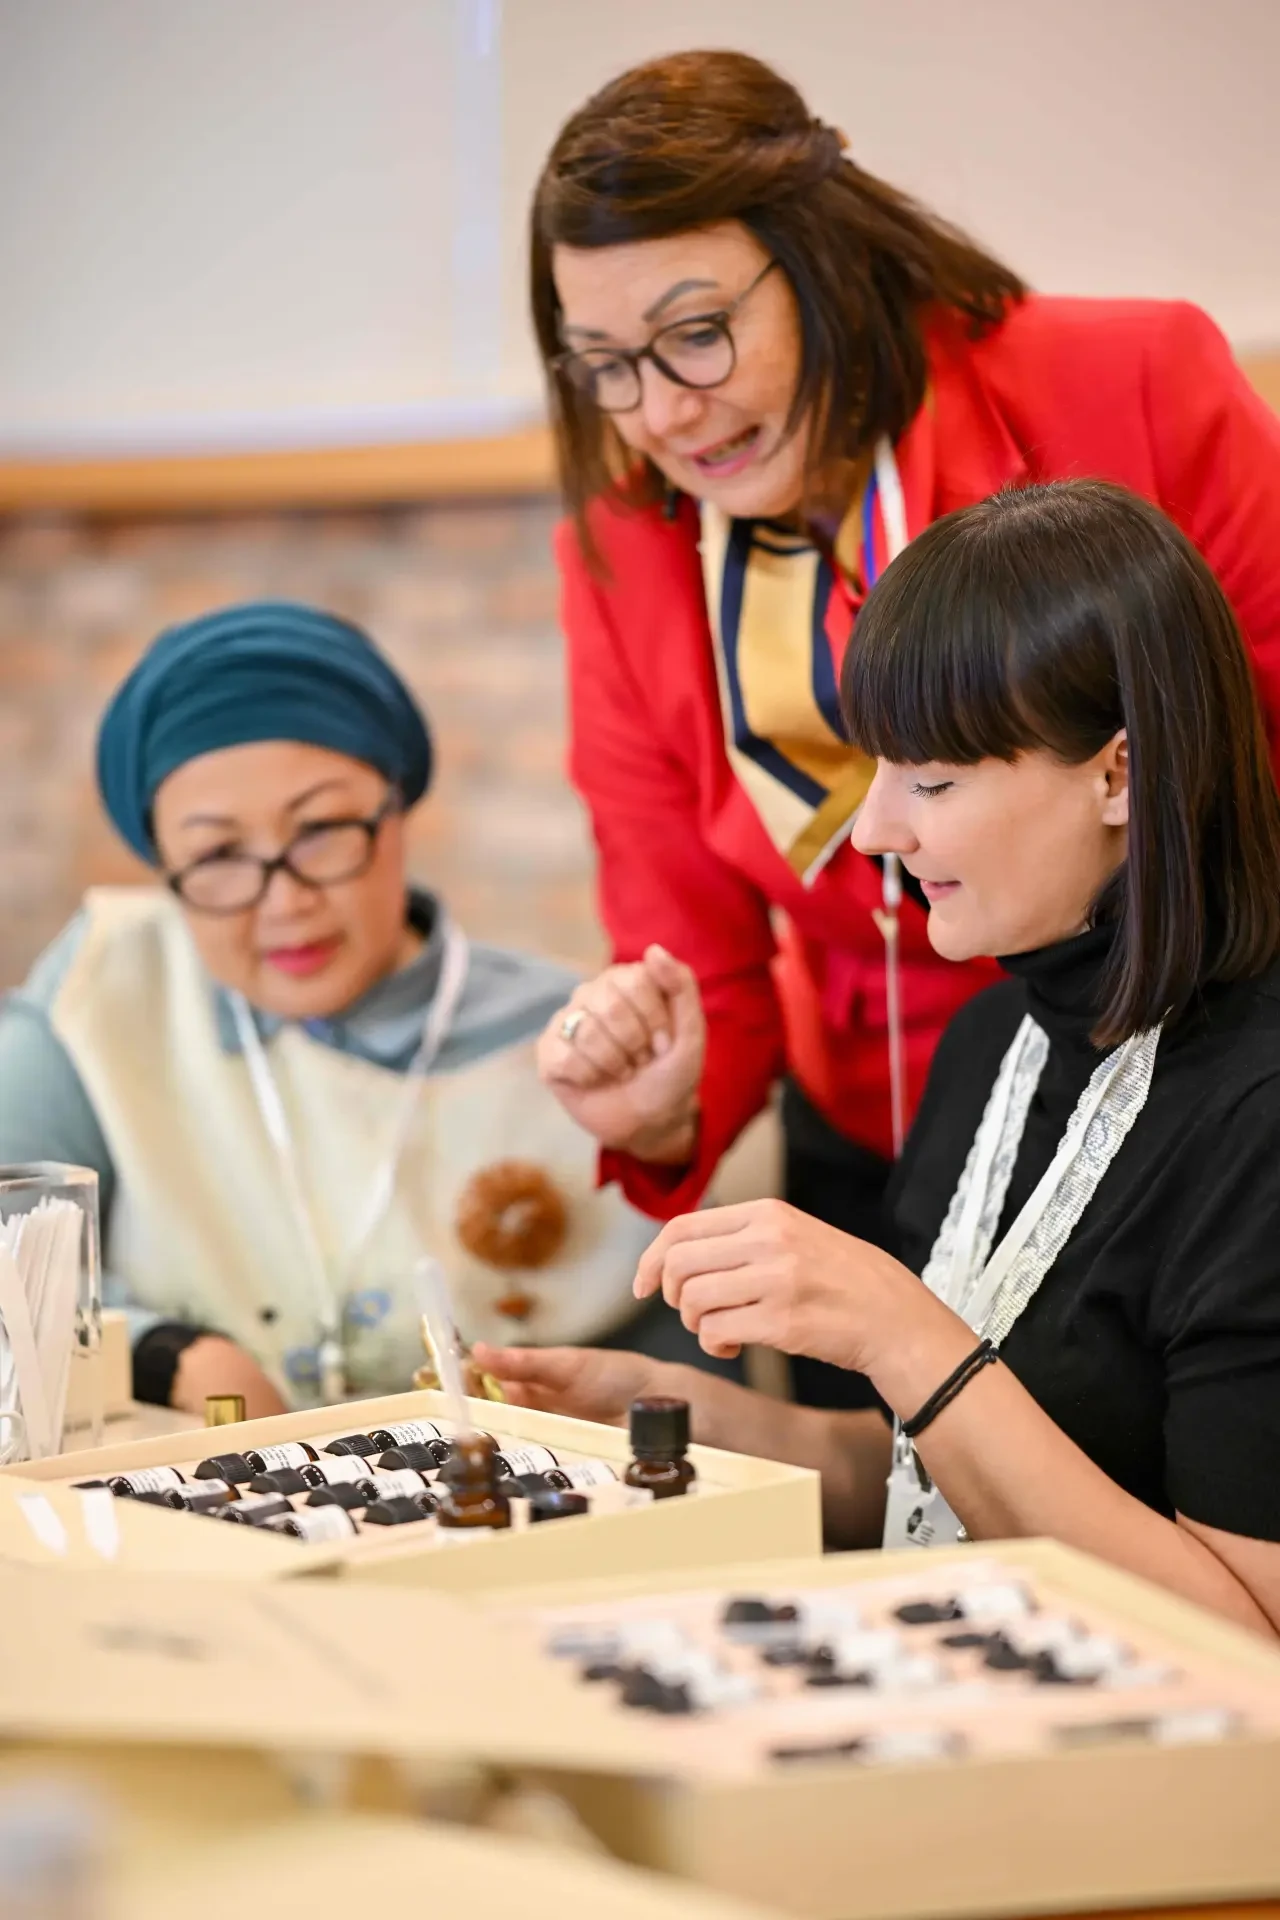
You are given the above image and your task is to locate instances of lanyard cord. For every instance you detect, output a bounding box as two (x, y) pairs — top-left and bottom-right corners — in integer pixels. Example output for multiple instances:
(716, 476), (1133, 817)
(865, 437), (909, 1158)
(231, 920), (471, 1396)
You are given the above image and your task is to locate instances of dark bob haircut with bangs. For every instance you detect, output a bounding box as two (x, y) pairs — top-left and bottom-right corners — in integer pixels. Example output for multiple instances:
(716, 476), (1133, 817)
(841, 479), (1280, 1047)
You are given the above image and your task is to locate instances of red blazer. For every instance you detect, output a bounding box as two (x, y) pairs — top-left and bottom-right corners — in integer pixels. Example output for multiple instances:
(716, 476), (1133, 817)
(558, 295), (1280, 1216)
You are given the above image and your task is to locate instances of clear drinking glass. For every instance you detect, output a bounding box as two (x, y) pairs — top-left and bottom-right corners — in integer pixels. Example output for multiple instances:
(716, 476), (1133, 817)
(0, 1164), (102, 1463)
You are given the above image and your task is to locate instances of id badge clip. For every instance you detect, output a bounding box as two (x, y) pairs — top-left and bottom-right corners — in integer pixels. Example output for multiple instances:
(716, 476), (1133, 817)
(882, 1424), (968, 1551)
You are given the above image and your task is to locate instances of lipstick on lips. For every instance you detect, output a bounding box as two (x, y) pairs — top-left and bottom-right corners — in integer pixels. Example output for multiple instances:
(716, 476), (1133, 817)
(690, 424), (761, 478)
(261, 936), (341, 978)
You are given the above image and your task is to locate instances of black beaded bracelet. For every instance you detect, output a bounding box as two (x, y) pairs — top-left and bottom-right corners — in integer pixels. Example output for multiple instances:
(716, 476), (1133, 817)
(901, 1338), (998, 1440)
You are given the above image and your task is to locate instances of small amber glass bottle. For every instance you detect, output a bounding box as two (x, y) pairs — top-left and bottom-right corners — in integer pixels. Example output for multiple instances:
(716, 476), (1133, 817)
(436, 1431), (511, 1530)
(624, 1398), (696, 1500)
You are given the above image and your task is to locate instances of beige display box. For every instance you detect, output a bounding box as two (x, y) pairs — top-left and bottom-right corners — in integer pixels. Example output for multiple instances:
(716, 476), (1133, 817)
(111, 1814), (792, 1920)
(0, 1473), (326, 1579)
(478, 1540), (1280, 1920)
(5, 1545), (1280, 1920)
(5, 1388), (820, 1594)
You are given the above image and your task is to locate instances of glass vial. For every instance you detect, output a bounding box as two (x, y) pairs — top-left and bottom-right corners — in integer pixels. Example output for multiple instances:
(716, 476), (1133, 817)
(204, 1394), (245, 1427)
(624, 1398), (696, 1500)
(267, 1504), (358, 1542)
(106, 1466), (187, 1498)
(436, 1431), (511, 1530)
(368, 1421), (442, 1449)
(243, 1441), (318, 1475)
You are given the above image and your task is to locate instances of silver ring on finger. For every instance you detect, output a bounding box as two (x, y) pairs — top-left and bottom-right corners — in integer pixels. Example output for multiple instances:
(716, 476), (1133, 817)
(559, 1009), (587, 1044)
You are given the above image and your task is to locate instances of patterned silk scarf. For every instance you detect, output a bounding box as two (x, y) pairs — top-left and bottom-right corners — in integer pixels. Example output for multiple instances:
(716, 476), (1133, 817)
(700, 439), (910, 883)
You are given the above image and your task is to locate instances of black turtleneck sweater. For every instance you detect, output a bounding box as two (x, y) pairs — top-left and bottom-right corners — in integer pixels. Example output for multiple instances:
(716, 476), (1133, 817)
(887, 928), (1280, 1542)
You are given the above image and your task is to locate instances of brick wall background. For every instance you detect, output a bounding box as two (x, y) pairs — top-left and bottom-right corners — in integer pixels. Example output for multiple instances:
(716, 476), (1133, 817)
(0, 496), (604, 990)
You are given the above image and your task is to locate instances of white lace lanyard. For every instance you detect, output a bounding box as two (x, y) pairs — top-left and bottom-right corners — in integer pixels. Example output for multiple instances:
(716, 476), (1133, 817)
(865, 439), (910, 1156)
(893, 1011), (1162, 1483)
(231, 920), (470, 1401)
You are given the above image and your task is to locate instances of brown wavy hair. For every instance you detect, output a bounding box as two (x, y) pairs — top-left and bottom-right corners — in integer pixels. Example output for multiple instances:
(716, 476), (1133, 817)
(842, 480), (1280, 1044)
(531, 49), (1026, 561)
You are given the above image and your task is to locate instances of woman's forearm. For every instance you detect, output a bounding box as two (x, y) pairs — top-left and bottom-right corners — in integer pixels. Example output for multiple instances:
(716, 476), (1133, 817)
(669, 1363), (891, 1545)
(869, 1290), (1279, 1637)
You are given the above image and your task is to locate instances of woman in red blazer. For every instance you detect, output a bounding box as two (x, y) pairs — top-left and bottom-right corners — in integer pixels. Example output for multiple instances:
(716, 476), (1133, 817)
(530, 49), (1280, 1406)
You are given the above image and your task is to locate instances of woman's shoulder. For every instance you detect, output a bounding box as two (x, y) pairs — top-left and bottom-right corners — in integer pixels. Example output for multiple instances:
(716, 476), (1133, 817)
(964, 291), (1227, 370)
(555, 489), (702, 598)
(1159, 962), (1280, 1104)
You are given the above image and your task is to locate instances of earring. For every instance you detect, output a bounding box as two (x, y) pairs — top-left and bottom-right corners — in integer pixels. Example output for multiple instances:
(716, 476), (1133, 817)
(662, 481), (681, 522)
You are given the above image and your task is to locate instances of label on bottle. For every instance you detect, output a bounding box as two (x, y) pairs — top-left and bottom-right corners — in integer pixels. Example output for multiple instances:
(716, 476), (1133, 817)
(497, 1445), (559, 1475)
(555, 1460), (617, 1490)
(224, 1493), (290, 1521)
(111, 1467), (186, 1494)
(180, 1478), (232, 1503)
(279, 1504), (358, 1542)
(367, 1468), (430, 1500)
(373, 1421), (441, 1445)
(305, 1456), (371, 1487)
(250, 1442), (314, 1472)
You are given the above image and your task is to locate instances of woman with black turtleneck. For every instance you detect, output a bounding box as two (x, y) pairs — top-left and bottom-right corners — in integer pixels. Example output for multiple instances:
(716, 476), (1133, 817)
(480, 480), (1280, 1636)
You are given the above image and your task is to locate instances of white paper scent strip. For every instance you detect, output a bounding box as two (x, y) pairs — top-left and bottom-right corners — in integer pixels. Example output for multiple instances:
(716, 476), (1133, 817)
(0, 1245), (51, 1459)
(17, 1492), (68, 1556)
(411, 1256), (470, 1430)
(78, 1486), (120, 1560)
(0, 1197), (84, 1461)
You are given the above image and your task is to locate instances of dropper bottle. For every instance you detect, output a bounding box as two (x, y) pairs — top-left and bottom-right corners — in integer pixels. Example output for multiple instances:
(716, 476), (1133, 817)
(624, 1397), (696, 1499)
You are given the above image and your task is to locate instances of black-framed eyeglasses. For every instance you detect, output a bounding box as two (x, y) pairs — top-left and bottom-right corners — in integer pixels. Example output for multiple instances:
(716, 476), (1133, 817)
(165, 793), (401, 915)
(552, 259), (780, 414)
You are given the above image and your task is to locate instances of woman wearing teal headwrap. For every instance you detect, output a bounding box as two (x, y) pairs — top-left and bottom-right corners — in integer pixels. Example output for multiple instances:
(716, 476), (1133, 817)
(0, 602), (729, 1416)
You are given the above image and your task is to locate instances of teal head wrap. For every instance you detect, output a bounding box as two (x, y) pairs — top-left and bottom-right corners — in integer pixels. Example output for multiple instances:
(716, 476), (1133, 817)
(96, 601), (433, 861)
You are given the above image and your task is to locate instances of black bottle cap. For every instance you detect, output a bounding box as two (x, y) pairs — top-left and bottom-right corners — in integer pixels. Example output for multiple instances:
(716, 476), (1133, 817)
(528, 1491), (589, 1524)
(376, 1443), (437, 1473)
(72, 1479), (107, 1489)
(248, 1468), (310, 1496)
(307, 1484), (367, 1511)
(628, 1396), (690, 1457)
(195, 1453), (253, 1484)
(363, 1495), (434, 1527)
(135, 1487), (185, 1509)
(324, 1434), (380, 1457)
(505, 1472), (552, 1498)
(177, 1484), (235, 1513)
(219, 1493), (291, 1525)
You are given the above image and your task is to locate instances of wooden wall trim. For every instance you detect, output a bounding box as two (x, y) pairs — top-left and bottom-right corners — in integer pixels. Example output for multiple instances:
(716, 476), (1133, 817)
(1, 356), (1276, 519)
(0, 423), (558, 517)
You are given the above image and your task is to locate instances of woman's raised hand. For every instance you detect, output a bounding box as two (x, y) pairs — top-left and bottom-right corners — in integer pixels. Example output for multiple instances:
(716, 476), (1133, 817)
(633, 1198), (914, 1373)
(537, 943), (705, 1164)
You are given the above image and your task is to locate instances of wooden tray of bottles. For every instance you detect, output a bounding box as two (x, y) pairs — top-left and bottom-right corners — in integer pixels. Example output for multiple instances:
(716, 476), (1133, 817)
(4, 1389), (821, 1594)
(475, 1540), (1280, 1920)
